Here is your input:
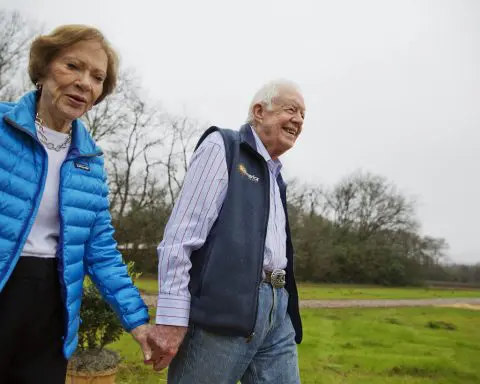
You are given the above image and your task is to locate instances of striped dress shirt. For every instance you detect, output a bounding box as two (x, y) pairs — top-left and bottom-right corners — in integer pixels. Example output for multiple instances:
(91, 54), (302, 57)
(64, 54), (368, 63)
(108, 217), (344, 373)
(156, 125), (287, 326)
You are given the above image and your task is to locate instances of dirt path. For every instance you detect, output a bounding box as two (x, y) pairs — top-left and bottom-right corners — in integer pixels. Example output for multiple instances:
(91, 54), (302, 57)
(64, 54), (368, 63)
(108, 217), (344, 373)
(141, 294), (480, 309)
(299, 297), (480, 308)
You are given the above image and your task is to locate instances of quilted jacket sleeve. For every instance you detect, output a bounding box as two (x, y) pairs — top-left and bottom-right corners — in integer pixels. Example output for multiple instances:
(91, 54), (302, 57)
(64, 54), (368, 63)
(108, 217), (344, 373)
(85, 167), (149, 331)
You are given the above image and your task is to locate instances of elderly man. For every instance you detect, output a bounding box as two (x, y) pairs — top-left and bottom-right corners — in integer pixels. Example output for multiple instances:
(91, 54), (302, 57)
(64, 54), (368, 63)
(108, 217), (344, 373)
(148, 79), (305, 383)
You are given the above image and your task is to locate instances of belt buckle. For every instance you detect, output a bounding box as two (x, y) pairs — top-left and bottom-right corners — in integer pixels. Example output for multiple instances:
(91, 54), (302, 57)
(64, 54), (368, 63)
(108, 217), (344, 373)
(270, 269), (286, 288)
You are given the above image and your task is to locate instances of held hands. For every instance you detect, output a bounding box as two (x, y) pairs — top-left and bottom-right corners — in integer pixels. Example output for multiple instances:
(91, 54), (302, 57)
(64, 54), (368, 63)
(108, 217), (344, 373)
(130, 324), (153, 361)
(131, 324), (188, 371)
(146, 324), (188, 371)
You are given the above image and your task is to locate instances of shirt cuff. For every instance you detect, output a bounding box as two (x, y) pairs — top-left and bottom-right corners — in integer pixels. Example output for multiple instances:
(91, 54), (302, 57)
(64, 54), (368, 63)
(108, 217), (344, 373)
(155, 293), (190, 327)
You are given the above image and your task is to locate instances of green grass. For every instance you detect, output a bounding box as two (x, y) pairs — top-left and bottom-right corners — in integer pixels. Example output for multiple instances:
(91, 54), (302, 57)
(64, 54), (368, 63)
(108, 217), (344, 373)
(297, 284), (480, 300)
(110, 306), (480, 383)
(135, 277), (480, 300)
(298, 307), (480, 383)
(135, 278), (158, 295)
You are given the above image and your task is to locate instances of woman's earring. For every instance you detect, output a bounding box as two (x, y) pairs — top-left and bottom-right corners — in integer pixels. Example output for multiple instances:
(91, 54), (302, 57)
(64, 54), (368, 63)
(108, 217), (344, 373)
(35, 82), (42, 91)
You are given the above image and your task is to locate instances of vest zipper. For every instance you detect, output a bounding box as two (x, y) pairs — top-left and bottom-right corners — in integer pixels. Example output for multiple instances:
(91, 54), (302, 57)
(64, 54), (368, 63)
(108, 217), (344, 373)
(246, 155), (270, 342)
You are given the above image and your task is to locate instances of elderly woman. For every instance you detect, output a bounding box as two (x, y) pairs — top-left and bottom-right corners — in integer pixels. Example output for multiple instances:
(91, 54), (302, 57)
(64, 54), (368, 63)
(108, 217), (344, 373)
(0, 25), (152, 383)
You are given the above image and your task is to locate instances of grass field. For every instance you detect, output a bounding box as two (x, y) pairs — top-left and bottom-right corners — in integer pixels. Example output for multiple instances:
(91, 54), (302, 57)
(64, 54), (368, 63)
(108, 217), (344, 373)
(111, 306), (480, 383)
(135, 277), (480, 300)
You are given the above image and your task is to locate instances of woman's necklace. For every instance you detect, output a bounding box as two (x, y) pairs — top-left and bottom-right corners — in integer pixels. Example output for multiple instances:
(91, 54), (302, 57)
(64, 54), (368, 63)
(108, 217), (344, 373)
(35, 113), (72, 152)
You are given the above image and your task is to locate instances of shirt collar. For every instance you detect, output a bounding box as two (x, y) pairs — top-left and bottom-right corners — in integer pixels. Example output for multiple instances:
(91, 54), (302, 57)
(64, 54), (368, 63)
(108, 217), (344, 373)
(249, 125), (283, 176)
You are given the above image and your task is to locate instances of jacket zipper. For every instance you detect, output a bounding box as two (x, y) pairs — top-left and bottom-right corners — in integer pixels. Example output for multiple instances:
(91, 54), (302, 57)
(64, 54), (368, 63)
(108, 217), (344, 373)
(57, 148), (100, 348)
(244, 145), (270, 342)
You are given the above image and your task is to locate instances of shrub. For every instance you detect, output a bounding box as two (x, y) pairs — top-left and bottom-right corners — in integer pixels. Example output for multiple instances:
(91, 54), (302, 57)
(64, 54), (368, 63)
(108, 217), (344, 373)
(68, 261), (141, 372)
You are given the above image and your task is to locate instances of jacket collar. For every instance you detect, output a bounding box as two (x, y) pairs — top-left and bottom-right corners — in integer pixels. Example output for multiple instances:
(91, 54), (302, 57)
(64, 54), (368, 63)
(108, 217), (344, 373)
(3, 91), (102, 157)
(240, 123), (286, 187)
(239, 123), (258, 151)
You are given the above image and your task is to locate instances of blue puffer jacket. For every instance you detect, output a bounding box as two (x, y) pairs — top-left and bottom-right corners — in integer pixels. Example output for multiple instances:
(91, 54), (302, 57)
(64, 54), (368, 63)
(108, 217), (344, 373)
(0, 91), (149, 358)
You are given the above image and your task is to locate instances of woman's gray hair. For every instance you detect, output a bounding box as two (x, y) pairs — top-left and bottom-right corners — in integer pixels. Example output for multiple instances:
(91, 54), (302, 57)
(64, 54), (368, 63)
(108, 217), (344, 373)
(246, 79), (301, 124)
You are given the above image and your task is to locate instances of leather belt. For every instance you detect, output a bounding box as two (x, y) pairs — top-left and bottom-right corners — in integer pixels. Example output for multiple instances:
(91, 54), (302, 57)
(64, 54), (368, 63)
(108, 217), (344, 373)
(264, 269), (286, 288)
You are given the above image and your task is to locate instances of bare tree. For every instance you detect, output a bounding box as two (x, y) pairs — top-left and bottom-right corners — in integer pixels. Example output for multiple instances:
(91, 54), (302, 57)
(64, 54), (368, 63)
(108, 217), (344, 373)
(0, 10), (40, 100)
(286, 180), (326, 218)
(102, 99), (205, 256)
(107, 94), (164, 219)
(323, 170), (418, 236)
(421, 236), (449, 265)
(157, 114), (204, 205)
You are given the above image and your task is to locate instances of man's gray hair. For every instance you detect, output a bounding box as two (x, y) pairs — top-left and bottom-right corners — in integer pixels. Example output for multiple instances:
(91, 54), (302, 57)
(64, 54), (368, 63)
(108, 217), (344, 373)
(246, 79), (301, 124)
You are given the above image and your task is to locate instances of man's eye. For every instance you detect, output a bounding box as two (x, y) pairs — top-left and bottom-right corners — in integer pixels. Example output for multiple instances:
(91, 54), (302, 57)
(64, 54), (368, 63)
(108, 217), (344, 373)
(67, 63), (77, 70)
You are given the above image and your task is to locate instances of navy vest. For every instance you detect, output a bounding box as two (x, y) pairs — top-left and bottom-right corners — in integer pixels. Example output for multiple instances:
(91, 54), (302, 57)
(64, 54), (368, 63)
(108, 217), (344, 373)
(188, 124), (302, 344)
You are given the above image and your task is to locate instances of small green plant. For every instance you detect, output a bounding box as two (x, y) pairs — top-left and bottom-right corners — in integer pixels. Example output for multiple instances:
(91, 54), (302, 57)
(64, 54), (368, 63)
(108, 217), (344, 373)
(426, 320), (457, 331)
(385, 317), (402, 325)
(68, 261), (142, 373)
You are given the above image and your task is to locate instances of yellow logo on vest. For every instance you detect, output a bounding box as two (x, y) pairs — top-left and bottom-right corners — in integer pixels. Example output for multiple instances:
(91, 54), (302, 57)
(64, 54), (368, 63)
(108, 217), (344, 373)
(238, 163), (259, 182)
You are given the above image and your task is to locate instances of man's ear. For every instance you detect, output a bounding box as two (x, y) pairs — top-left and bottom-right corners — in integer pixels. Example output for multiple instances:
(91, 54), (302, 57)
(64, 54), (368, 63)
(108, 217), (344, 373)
(252, 103), (264, 124)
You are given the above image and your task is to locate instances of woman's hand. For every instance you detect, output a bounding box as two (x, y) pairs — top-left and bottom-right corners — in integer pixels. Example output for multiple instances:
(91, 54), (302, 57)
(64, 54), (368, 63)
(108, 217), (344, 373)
(131, 323), (154, 362)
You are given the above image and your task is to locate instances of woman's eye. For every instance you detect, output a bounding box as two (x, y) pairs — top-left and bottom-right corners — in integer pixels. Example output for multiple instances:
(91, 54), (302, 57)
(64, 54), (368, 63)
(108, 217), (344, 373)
(67, 63), (77, 70)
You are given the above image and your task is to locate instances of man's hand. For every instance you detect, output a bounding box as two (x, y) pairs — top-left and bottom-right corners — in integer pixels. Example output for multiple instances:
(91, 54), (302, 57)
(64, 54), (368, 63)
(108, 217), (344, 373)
(131, 324), (153, 362)
(146, 324), (188, 371)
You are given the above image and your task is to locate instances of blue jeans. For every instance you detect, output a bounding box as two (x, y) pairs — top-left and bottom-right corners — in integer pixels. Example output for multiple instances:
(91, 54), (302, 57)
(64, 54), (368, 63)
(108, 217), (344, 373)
(168, 283), (300, 384)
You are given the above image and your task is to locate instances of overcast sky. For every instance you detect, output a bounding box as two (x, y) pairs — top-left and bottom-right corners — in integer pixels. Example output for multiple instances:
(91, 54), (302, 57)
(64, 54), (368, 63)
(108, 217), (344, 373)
(2, 0), (479, 263)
